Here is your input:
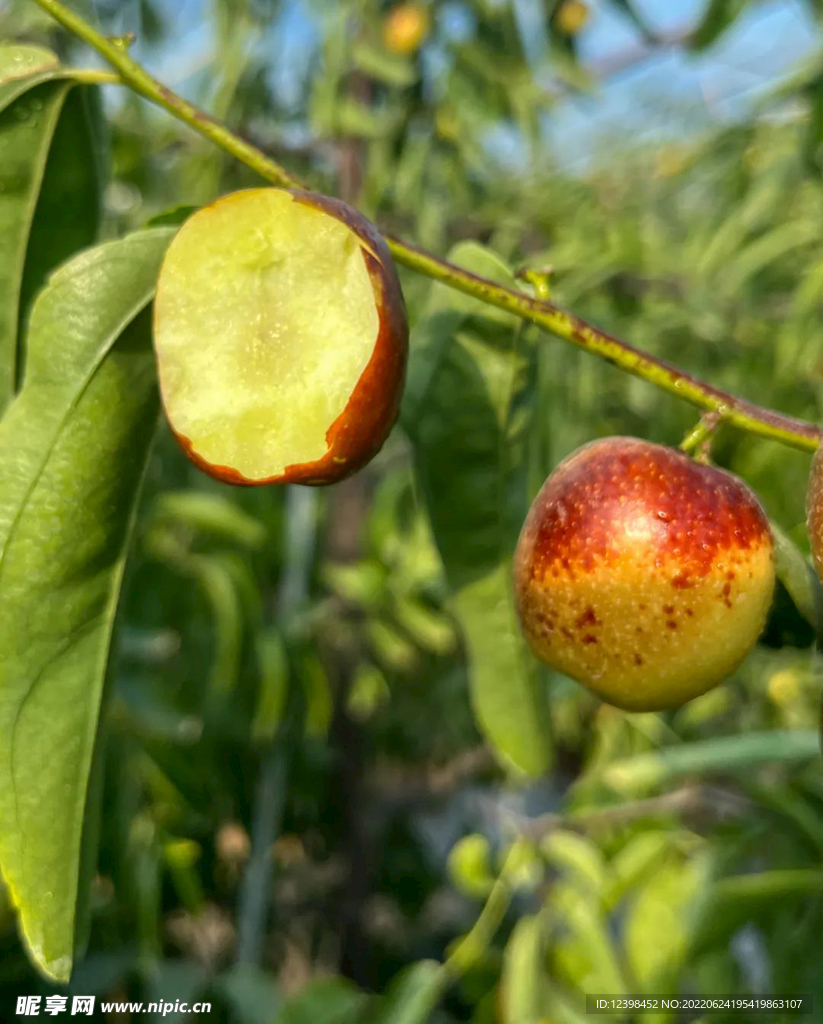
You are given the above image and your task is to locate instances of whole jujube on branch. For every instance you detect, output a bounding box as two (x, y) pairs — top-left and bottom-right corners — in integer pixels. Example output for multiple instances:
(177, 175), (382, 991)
(514, 437), (775, 711)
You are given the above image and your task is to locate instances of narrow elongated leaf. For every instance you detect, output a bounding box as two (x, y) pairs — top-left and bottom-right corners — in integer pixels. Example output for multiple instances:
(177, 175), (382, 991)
(275, 976), (367, 1024)
(372, 961), (447, 1024)
(352, 41), (417, 87)
(0, 45), (103, 412)
(692, 869), (823, 955)
(500, 914), (548, 1023)
(405, 243), (551, 776)
(607, 0), (655, 40)
(604, 730), (820, 796)
(690, 0), (749, 51)
(153, 491), (267, 549)
(772, 522), (823, 635)
(0, 227), (172, 980)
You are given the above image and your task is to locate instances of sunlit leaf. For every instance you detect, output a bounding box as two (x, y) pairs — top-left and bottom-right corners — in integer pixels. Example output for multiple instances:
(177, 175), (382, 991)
(0, 228), (172, 979)
(0, 45), (104, 412)
(604, 731), (821, 796)
(500, 913), (548, 1023)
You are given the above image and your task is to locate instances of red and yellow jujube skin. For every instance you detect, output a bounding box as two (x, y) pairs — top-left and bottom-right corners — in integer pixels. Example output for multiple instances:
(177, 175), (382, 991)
(153, 188), (408, 486)
(806, 443), (823, 580)
(514, 437), (775, 711)
(382, 3), (431, 55)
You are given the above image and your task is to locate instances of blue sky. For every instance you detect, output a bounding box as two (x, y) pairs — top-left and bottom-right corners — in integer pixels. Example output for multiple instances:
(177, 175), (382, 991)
(546, 0), (818, 164)
(125, 0), (819, 168)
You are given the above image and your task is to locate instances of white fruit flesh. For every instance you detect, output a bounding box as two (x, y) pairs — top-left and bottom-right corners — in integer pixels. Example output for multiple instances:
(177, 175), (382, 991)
(154, 189), (379, 480)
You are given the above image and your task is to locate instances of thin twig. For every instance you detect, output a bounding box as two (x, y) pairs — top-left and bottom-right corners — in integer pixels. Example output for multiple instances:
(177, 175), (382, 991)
(31, 0), (823, 453)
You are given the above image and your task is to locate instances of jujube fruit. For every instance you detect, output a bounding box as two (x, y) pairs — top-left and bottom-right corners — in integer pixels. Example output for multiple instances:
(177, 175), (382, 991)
(383, 3), (431, 55)
(514, 437), (775, 711)
(556, 0), (590, 36)
(153, 187), (408, 486)
(806, 441), (823, 580)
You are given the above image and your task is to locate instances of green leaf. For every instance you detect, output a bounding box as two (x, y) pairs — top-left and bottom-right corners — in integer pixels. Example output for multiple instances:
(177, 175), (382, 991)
(603, 730), (821, 796)
(772, 521), (823, 635)
(625, 849), (711, 990)
(0, 45), (104, 414)
(274, 975), (367, 1024)
(500, 913), (549, 1024)
(692, 869), (823, 954)
(188, 553), (245, 700)
(154, 491), (267, 549)
(406, 242), (551, 776)
(540, 830), (608, 898)
(607, 0), (656, 41)
(336, 98), (399, 140)
(448, 834), (494, 897)
(551, 882), (627, 995)
(352, 41), (417, 87)
(0, 227), (172, 980)
(0, 44), (58, 82)
(252, 628), (289, 743)
(603, 831), (675, 910)
(372, 961), (447, 1024)
(689, 0), (749, 51)
(346, 662), (390, 721)
(301, 653), (333, 739)
(214, 964), (282, 1024)
(145, 204), (198, 229)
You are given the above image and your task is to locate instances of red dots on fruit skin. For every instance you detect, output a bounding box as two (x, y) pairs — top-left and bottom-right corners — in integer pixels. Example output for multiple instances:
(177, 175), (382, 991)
(576, 607), (599, 628)
(514, 437), (775, 712)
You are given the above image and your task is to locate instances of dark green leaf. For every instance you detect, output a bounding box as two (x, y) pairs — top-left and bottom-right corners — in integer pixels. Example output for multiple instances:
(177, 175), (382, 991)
(692, 870), (823, 955)
(0, 45), (104, 413)
(145, 205), (198, 228)
(274, 975), (368, 1024)
(689, 0), (749, 51)
(372, 961), (447, 1024)
(0, 227), (172, 980)
(607, 0), (656, 41)
(772, 521), (823, 635)
(213, 964), (282, 1024)
(406, 242), (552, 776)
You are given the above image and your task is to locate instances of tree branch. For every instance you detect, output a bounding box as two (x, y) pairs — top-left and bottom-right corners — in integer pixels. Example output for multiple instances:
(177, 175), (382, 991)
(32, 0), (823, 453)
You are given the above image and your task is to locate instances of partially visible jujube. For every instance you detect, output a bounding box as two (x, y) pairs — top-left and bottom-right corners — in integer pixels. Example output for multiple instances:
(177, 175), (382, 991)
(807, 443), (823, 582)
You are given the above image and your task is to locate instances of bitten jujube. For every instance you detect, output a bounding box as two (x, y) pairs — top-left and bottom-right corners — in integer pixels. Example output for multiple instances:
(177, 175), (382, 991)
(514, 437), (775, 711)
(153, 188), (408, 486)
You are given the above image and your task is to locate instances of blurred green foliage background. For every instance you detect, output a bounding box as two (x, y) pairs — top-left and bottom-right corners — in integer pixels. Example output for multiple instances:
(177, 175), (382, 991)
(4, 0), (823, 1021)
